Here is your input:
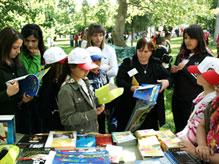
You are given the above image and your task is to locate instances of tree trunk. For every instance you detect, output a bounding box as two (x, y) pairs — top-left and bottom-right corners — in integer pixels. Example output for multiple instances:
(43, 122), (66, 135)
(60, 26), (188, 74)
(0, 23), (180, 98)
(112, 0), (127, 47)
(214, 0), (219, 40)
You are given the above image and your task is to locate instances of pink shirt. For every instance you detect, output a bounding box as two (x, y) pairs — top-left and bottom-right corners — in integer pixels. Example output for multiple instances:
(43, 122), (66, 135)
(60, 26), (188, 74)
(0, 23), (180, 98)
(177, 91), (216, 145)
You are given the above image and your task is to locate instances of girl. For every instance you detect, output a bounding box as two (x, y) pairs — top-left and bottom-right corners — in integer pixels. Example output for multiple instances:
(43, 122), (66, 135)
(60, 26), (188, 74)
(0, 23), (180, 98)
(171, 24), (211, 132)
(0, 27), (32, 132)
(58, 48), (104, 133)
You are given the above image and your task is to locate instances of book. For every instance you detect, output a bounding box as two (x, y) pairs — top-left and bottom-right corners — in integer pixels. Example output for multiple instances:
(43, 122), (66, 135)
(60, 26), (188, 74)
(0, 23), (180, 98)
(52, 148), (110, 164)
(112, 131), (136, 146)
(133, 84), (160, 104)
(44, 131), (76, 150)
(138, 136), (164, 158)
(157, 130), (184, 152)
(0, 115), (15, 144)
(16, 133), (48, 149)
(95, 83), (124, 104)
(95, 134), (113, 147)
(5, 67), (50, 97)
(76, 134), (96, 148)
(105, 144), (123, 163)
(17, 148), (50, 164)
(134, 129), (158, 139)
(125, 100), (154, 132)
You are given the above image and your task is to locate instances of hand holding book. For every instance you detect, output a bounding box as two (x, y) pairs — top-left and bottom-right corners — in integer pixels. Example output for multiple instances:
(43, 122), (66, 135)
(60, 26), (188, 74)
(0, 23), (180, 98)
(6, 81), (19, 97)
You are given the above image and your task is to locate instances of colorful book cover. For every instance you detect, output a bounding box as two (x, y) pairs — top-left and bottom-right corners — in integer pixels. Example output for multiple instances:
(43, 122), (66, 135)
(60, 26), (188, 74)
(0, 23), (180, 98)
(0, 145), (20, 164)
(95, 83), (124, 104)
(157, 130), (183, 151)
(95, 134), (112, 147)
(52, 149), (110, 164)
(76, 134), (96, 148)
(17, 148), (50, 164)
(5, 67), (50, 97)
(134, 129), (158, 139)
(44, 131), (76, 150)
(112, 131), (136, 145)
(138, 136), (164, 158)
(16, 133), (48, 149)
(0, 115), (15, 144)
(125, 100), (154, 132)
(133, 84), (161, 104)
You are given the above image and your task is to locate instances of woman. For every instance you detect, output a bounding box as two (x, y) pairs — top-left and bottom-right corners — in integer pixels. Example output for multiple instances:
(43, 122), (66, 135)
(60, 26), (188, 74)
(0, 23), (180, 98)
(37, 47), (68, 132)
(86, 23), (118, 83)
(20, 23), (45, 74)
(58, 48), (104, 133)
(171, 24), (211, 133)
(0, 27), (32, 132)
(115, 38), (170, 131)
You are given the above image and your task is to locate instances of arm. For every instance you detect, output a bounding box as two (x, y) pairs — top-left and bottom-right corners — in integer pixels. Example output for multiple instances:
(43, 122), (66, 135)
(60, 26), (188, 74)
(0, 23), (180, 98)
(58, 85), (97, 127)
(196, 119), (212, 161)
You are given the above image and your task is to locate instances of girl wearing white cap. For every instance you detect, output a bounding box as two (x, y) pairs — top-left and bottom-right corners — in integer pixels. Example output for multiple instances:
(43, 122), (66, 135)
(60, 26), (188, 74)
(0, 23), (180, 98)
(37, 47), (68, 132)
(58, 48), (104, 133)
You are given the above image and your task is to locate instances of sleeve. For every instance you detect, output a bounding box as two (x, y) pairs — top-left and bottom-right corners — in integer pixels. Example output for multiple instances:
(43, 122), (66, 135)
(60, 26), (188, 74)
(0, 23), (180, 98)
(156, 64), (173, 87)
(115, 59), (132, 92)
(106, 47), (118, 78)
(58, 85), (97, 127)
(20, 52), (42, 74)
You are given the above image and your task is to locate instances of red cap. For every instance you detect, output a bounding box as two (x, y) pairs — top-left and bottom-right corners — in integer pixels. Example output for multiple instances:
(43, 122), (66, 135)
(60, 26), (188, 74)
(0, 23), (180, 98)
(78, 62), (98, 71)
(187, 65), (201, 74)
(202, 70), (219, 85)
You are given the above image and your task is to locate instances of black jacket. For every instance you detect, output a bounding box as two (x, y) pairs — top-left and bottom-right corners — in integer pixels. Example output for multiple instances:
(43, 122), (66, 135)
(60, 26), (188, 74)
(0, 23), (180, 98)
(115, 56), (171, 130)
(0, 62), (26, 115)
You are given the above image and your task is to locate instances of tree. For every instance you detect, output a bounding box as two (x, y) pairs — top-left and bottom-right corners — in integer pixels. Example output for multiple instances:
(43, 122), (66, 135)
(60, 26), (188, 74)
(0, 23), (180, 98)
(112, 0), (127, 46)
(214, 0), (219, 40)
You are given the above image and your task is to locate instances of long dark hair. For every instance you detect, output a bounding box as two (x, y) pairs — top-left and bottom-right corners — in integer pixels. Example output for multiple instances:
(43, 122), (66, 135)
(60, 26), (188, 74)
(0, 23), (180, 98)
(21, 24), (46, 64)
(86, 23), (105, 49)
(178, 24), (207, 60)
(0, 27), (23, 65)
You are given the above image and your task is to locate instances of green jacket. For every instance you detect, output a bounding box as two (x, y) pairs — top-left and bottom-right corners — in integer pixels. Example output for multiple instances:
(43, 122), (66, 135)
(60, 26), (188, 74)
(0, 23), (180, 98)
(58, 77), (98, 133)
(19, 51), (42, 74)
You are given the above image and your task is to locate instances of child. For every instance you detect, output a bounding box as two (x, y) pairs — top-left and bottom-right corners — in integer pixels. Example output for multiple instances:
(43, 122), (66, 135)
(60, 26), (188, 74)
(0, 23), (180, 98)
(37, 47), (68, 132)
(86, 46), (109, 133)
(177, 57), (218, 145)
(58, 48), (104, 133)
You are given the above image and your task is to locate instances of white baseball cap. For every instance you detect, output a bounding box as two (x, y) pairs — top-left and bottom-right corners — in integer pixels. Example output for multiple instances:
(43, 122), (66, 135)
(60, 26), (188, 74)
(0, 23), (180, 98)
(43, 47), (67, 64)
(68, 47), (98, 71)
(86, 46), (102, 61)
(187, 56), (219, 74)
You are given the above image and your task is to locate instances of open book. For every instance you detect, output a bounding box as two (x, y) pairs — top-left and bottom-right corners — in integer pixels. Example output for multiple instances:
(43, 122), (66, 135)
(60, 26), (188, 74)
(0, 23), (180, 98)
(6, 67), (50, 96)
(95, 83), (124, 104)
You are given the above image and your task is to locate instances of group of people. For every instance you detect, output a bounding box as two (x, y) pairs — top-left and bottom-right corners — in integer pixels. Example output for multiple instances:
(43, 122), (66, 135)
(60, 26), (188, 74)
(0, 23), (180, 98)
(0, 22), (219, 162)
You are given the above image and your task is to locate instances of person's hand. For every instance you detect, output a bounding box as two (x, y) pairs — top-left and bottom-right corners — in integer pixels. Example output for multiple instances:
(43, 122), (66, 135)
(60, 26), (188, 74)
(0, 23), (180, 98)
(195, 145), (213, 162)
(96, 105), (105, 115)
(29, 48), (40, 56)
(171, 65), (179, 73)
(177, 62), (186, 71)
(180, 140), (197, 157)
(157, 79), (169, 92)
(130, 86), (139, 92)
(6, 81), (19, 96)
(22, 93), (33, 103)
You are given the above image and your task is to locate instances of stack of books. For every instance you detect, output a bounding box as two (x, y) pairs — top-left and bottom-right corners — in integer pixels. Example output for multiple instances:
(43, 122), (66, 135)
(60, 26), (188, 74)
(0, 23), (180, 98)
(137, 136), (164, 159)
(112, 131), (136, 146)
(157, 130), (183, 152)
(134, 129), (158, 139)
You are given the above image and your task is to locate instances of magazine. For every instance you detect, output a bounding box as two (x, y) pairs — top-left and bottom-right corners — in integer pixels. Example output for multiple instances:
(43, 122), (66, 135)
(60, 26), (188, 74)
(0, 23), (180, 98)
(44, 131), (77, 150)
(5, 67), (50, 96)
